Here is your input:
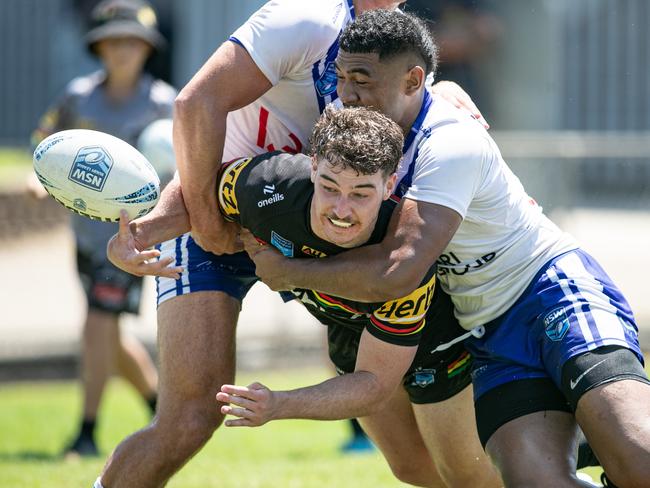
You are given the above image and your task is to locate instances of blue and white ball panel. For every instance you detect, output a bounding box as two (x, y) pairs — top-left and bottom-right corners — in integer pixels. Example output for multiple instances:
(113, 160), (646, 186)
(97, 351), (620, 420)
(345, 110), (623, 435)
(467, 248), (643, 400)
(156, 233), (258, 306)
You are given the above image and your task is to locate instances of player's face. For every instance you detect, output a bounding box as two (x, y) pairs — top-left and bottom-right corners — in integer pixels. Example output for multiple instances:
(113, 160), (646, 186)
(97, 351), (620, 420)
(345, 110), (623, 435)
(310, 158), (396, 248)
(96, 37), (152, 79)
(336, 49), (423, 131)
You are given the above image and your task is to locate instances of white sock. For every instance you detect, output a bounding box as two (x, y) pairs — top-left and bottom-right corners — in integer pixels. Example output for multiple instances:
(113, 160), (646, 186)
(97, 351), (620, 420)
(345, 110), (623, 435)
(93, 478), (104, 488)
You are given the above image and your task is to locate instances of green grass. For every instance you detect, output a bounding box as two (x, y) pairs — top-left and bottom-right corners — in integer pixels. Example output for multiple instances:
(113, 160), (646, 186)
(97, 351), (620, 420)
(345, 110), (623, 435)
(0, 369), (401, 488)
(0, 367), (607, 488)
(0, 147), (32, 190)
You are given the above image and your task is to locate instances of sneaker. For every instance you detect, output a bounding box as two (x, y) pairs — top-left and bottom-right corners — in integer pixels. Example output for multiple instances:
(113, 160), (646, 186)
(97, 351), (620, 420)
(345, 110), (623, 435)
(340, 435), (375, 454)
(63, 435), (99, 458)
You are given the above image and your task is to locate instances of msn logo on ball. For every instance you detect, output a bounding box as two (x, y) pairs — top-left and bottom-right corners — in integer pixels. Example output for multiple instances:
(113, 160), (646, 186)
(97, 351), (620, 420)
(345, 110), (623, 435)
(68, 145), (113, 192)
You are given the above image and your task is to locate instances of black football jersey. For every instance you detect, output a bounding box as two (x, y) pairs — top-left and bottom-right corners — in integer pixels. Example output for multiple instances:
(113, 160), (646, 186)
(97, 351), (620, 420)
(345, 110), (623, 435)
(217, 151), (441, 347)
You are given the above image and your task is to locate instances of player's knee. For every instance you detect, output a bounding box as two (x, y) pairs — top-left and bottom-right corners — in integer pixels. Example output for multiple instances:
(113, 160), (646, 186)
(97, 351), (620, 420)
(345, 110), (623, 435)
(603, 454), (650, 488)
(389, 463), (443, 488)
(155, 402), (224, 459)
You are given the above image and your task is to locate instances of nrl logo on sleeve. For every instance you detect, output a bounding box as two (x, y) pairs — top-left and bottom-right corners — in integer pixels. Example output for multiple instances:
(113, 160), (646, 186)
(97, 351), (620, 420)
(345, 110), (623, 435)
(543, 307), (570, 341)
(271, 231), (294, 257)
(315, 61), (338, 97)
(68, 146), (113, 192)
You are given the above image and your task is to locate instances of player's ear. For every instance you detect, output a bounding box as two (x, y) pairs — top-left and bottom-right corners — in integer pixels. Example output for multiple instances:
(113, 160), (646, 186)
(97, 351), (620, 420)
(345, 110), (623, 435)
(405, 65), (425, 95)
(310, 156), (319, 183)
(384, 173), (398, 199)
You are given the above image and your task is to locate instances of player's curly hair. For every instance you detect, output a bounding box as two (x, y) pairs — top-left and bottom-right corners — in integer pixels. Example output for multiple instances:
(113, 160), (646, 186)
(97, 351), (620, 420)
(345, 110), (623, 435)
(340, 9), (437, 76)
(309, 105), (403, 177)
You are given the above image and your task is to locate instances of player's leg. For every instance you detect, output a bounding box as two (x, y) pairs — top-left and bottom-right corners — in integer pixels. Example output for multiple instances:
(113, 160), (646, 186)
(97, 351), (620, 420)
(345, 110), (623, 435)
(100, 290), (240, 487)
(67, 250), (125, 456)
(412, 384), (501, 487)
(327, 323), (443, 486)
(358, 387), (445, 487)
(549, 250), (650, 486)
(111, 274), (157, 412)
(114, 333), (158, 411)
(98, 236), (258, 487)
(65, 308), (118, 456)
(562, 347), (650, 487)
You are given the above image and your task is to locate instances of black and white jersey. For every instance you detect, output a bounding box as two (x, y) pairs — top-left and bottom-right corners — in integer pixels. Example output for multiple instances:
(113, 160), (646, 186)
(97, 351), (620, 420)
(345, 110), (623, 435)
(217, 151), (451, 348)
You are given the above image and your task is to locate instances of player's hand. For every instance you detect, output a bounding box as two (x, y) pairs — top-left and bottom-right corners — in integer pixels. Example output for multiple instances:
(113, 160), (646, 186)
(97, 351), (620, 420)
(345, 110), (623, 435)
(430, 80), (490, 129)
(107, 210), (183, 279)
(241, 228), (293, 291)
(188, 202), (244, 255)
(217, 382), (276, 427)
(25, 171), (49, 199)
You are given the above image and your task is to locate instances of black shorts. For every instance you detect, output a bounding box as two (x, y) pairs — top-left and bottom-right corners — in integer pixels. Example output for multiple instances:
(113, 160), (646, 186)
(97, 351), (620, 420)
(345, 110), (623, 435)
(474, 345), (650, 447)
(328, 290), (473, 404)
(77, 248), (143, 315)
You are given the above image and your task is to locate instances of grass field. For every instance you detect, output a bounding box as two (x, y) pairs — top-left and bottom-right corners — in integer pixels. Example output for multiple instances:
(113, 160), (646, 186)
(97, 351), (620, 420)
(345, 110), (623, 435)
(0, 369), (403, 488)
(0, 367), (607, 488)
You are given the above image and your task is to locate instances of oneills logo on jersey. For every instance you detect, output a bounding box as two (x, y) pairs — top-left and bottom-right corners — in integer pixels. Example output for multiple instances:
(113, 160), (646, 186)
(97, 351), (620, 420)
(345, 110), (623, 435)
(218, 157), (252, 220)
(301, 245), (327, 258)
(371, 274), (436, 335)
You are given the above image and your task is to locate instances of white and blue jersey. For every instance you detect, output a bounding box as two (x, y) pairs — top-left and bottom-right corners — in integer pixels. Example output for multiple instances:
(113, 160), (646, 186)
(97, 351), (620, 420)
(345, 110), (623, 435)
(392, 90), (643, 399)
(157, 0), (356, 304)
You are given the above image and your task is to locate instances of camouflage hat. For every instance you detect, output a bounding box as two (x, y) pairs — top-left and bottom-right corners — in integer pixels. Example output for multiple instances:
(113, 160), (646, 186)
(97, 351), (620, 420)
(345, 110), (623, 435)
(85, 0), (166, 53)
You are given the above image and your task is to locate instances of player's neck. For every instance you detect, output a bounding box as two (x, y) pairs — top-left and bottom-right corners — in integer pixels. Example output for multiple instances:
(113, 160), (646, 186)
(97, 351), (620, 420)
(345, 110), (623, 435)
(398, 89), (426, 136)
(353, 0), (403, 14)
(103, 71), (141, 102)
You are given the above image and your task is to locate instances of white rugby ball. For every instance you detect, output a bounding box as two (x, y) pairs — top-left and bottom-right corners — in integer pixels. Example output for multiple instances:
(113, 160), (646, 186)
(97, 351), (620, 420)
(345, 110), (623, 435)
(137, 118), (176, 181)
(33, 129), (160, 222)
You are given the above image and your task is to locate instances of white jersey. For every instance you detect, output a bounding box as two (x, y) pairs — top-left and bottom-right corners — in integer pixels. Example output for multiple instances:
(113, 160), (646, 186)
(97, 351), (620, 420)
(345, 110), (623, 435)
(225, 0), (355, 160)
(395, 90), (578, 330)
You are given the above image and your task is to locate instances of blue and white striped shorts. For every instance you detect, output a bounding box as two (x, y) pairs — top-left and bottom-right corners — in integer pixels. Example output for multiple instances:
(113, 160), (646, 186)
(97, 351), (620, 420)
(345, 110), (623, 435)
(466, 248), (643, 400)
(156, 233), (258, 306)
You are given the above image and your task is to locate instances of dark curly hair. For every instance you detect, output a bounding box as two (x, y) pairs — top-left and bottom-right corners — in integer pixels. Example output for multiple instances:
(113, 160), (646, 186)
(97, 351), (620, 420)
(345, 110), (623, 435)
(339, 9), (437, 76)
(309, 105), (403, 178)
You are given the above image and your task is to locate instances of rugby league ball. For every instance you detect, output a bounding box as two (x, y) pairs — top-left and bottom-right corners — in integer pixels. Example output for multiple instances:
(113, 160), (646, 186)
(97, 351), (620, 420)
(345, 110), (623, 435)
(33, 129), (160, 222)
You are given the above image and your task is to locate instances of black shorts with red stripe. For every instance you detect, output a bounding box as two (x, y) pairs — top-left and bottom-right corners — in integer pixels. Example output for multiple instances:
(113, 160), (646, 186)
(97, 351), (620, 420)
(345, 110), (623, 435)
(77, 248), (143, 315)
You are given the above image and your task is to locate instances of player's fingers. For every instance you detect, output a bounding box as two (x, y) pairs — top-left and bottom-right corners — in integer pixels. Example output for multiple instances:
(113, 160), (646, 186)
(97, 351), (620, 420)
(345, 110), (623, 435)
(117, 209), (131, 237)
(220, 384), (257, 399)
(224, 417), (253, 427)
(137, 249), (161, 261)
(217, 393), (257, 410)
(220, 405), (253, 419)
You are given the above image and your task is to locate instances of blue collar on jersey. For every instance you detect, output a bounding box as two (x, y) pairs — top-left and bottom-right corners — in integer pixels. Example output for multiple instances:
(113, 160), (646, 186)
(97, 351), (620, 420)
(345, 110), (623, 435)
(348, 0), (356, 19)
(396, 89), (433, 197)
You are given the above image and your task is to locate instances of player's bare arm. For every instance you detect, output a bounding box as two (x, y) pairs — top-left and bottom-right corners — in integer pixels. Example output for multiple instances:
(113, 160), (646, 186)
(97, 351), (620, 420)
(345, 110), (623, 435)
(217, 329), (417, 426)
(107, 179), (191, 278)
(174, 40), (272, 254)
(246, 199), (462, 302)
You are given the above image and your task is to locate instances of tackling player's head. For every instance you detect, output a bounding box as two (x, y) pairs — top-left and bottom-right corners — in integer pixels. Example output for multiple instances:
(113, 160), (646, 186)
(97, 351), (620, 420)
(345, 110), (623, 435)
(308, 105), (403, 248)
(336, 9), (436, 131)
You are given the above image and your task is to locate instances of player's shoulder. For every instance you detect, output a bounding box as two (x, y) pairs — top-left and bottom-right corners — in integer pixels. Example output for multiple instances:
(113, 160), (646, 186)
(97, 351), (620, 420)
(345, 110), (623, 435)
(246, 151), (312, 187)
(248, 0), (345, 43)
(64, 70), (104, 98)
(420, 95), (495, 160)
(149, 78), (177, 105)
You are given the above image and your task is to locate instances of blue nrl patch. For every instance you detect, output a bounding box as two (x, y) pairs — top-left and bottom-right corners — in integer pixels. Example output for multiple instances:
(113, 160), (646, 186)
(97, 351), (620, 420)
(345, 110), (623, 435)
(543, 307), (570, 341)
(315, 62), (338, 97)
(270, 231), (294, 257)
(68, 145), (113, 192)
